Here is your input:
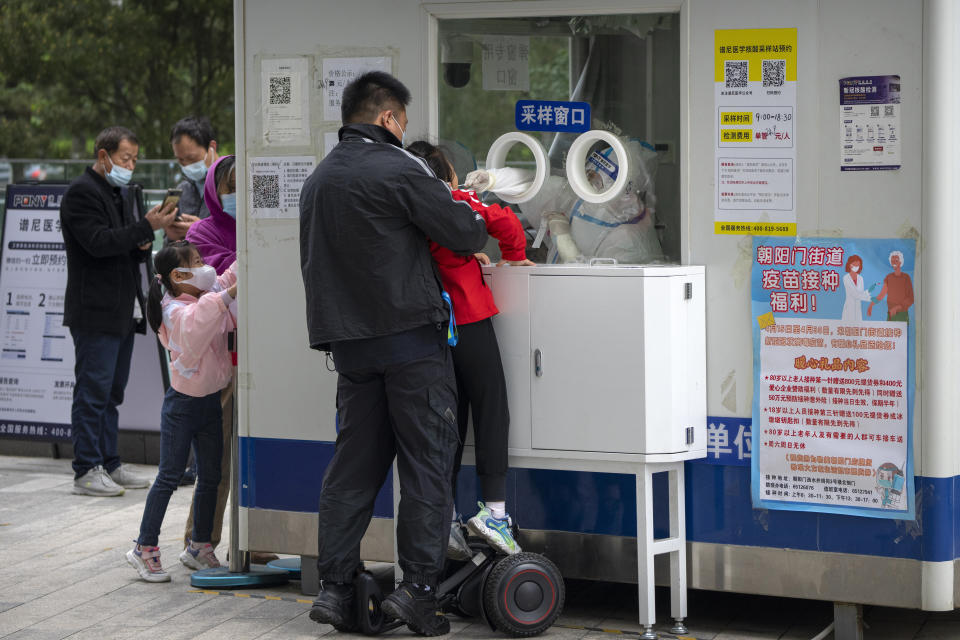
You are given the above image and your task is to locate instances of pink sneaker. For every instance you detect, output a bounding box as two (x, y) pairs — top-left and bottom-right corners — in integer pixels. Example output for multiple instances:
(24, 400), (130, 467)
(126, 544), (170, 582)
(179, 540), (220, 570)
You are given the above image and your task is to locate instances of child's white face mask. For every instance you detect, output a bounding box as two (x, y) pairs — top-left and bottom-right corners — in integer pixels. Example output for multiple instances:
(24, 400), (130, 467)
(175, 265), (217, 291)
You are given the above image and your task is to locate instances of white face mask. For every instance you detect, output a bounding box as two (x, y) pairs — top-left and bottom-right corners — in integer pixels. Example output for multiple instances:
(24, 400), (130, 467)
(391, 115), (407, 146)
(851, 265), (860, 273)
(175, 265), (217, 292)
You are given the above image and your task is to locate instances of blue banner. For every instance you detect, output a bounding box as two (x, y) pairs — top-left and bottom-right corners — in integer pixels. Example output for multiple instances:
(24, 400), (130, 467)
(690, 416), (752, 466)
(515, 100), (591, 133)
(750, 237), (915, 519)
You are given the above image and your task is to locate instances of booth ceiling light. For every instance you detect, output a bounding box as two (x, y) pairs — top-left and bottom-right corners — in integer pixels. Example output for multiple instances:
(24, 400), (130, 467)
(484, 132), (549, 204)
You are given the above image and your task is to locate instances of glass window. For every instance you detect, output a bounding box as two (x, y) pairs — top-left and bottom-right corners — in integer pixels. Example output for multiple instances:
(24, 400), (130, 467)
(436, 13), (680, 264)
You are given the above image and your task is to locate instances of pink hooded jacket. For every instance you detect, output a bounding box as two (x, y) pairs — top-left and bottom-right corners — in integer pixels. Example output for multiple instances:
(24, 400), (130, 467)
(160, 261), (237, 397)
(186, 155), (236, 275)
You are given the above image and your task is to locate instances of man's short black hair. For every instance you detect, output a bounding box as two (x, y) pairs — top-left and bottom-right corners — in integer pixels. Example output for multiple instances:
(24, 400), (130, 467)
(94, 126), (139, 155)
(170, 116), (215, 148)
(341, 71), (411, 124)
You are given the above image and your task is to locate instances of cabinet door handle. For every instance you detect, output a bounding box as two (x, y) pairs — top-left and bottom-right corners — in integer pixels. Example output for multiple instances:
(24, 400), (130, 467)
(534, 348), (543, 377)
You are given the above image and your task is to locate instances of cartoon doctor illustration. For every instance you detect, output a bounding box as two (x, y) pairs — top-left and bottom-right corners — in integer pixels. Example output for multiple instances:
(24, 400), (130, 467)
(841, 254), (875, 321)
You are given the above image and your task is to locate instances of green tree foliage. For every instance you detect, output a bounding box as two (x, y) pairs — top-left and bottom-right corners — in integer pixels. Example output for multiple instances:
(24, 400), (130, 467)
(0, 0), (234, 159)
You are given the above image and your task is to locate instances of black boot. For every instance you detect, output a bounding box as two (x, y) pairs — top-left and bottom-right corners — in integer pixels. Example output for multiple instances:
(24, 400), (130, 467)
(309, 580), (356, 632)
(382, 582), (450, 636)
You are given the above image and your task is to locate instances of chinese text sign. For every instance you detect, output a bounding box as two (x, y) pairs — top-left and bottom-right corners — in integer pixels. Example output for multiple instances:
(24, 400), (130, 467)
(0, 186), (73, 440)
(751, 237), (915, 519)
(715, 28), (798, 236)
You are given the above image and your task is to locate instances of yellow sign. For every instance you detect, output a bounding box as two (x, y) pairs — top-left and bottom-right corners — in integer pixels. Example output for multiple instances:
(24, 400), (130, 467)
(721, 111), (753, 125)
(757, 311), (775, 329)
(720, 129), (753, 142)
(714, 28), (798, 83)
(715, 221), (796, 236)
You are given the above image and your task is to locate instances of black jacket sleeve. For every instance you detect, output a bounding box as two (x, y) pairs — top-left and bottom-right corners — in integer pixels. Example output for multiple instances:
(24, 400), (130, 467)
(62, 182), (155, 259)
(400, 169), (488, 256)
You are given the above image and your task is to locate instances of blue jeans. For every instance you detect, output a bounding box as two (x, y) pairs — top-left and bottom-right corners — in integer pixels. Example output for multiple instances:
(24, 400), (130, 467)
(70, 326), (136, 479)
(137, 387), (222, 547)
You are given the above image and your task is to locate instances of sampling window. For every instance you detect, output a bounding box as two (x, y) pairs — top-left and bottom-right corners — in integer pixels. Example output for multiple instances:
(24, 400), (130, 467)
(437, 13), (681, 264)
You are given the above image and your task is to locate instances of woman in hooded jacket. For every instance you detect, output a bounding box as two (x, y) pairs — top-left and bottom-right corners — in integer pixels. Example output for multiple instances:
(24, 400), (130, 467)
(186, 155), (236, 275)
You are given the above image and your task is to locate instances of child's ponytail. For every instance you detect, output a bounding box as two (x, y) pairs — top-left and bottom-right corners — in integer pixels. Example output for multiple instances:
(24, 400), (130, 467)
(147, 240), (197, 334)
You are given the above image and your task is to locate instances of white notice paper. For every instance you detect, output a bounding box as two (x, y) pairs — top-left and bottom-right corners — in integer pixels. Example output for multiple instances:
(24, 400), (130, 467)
(249, 156), (316, 219)
(321, 57), (392, 121)
(261, 57), (310, 146)
(323, 132), (340, 159)
(481, 36), (530, 91)
(839, 75), (901, 171)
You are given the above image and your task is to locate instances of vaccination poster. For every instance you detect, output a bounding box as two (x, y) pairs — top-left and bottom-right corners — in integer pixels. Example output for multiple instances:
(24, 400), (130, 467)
(750, 237), (915, 520)
(0, 185), (73, 441)
(714, 28), (797, 236)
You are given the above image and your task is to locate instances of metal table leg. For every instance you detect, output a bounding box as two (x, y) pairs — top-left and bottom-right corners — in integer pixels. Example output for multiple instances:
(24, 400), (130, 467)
(636, 461), (689, 640)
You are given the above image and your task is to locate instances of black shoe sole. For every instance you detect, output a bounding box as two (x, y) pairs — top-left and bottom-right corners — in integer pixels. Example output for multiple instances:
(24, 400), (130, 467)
(382, 597), (450, 636)
(309, 603), (357, 632)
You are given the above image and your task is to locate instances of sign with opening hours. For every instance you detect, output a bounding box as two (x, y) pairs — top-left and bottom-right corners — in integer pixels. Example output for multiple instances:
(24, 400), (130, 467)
(515, 100), (591, 133)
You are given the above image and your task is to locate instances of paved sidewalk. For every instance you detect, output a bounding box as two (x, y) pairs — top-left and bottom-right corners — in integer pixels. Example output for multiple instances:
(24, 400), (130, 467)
(0, 455), (958, 639)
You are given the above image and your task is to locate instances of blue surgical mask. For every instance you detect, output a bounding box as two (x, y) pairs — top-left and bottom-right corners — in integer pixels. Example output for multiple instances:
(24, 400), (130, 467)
(181, 159), (208, 183)
(103, 156), (133, 187)
(221, 193), (237, 218)
(392, 115), (407, 146)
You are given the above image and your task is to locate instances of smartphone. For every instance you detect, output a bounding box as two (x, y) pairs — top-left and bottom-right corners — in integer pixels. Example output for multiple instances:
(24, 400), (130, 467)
(161, 188), (182, 215)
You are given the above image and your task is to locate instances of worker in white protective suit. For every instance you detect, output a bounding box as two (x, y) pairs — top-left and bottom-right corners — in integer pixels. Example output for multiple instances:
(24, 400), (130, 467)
(464, 137), (664, 265)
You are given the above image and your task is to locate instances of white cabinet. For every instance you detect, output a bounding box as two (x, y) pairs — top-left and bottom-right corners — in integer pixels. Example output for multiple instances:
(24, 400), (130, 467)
(486, 264), (706, 461)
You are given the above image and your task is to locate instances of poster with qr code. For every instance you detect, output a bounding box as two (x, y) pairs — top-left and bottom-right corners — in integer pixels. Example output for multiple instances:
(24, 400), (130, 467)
(321, 57), (392, 122)
(714, 28), (798, 236)
(249, 156), (316, 219)
(261, 57), (310, 146)
(839, 76), (901, 171)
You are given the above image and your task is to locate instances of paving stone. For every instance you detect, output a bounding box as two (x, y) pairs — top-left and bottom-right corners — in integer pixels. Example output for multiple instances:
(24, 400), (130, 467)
(0, 455), (946, 640)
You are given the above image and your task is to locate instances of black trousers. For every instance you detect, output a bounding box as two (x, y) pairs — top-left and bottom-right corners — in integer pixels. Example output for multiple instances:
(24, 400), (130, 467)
(451, 317), (510, 504)
(317, 345), (459, 587)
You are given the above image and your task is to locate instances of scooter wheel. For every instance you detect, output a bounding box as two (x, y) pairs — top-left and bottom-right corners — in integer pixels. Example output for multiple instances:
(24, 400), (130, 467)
(482, 552), (565, 637)
(355, 571), (386, 636)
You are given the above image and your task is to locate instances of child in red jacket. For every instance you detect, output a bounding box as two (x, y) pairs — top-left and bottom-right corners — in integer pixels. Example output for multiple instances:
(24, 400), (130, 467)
(407, 141), (533, 558)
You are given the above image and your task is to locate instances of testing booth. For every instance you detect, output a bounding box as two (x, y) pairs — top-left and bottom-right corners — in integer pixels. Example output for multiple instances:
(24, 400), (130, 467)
(231, 0), (960, 634)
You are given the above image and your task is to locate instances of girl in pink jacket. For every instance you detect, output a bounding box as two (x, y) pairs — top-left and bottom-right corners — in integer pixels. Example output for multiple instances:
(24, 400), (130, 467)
(126, 240), (238, 582)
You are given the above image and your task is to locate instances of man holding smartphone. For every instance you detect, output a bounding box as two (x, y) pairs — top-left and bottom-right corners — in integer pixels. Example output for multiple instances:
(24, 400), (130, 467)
(167, 116), (220, 242)
(61, 126), (178, 496)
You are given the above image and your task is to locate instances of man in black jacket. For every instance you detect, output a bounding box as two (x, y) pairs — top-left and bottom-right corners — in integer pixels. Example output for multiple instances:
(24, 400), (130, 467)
(61, 126), (177, 497)
(300, 72), (487, 636)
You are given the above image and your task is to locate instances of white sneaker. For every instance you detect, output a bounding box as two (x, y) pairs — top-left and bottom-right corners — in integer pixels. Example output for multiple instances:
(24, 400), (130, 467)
(180, 541), (221, 570)
(73, 465), (125, 496)
(126, 545), (171, 583)
(109, 464), (151, 489)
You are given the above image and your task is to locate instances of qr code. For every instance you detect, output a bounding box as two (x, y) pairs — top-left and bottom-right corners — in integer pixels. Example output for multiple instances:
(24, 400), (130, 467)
(725, 60), (748, 88)
(871, 106), (880, 117)
(252, 174), (280, 209)
(269, 76), (291, 105)
(762, 59), (785, 87)
(884, 105), (895, 116)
